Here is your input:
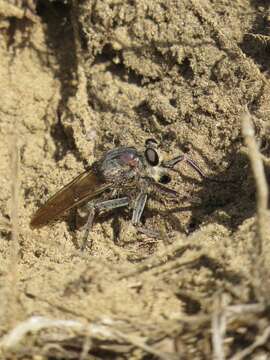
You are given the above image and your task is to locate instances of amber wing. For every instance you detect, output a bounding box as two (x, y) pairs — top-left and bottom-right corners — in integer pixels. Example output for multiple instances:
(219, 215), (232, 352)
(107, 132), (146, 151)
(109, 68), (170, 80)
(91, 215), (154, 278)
(30, 169), (111, 228)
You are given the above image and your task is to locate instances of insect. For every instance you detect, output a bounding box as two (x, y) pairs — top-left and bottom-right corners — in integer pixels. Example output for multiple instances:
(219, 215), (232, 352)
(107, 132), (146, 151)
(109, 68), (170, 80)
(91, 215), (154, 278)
(30, 139), (209, 249)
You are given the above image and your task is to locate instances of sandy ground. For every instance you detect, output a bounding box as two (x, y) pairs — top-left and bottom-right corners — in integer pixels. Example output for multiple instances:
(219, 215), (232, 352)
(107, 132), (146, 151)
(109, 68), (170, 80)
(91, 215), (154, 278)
(0, 0), (270, 359)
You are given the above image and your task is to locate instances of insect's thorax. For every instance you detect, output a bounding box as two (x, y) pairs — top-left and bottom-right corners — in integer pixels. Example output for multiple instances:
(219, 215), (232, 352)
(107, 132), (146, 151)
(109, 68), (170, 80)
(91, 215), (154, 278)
(99, 147), (147, 184)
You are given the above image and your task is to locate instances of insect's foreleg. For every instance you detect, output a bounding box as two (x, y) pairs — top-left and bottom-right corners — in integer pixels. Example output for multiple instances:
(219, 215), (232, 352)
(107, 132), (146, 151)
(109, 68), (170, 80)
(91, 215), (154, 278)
(163, 154), (232, 184)
(81, 197), (129, 250)
(162, 154), (206, 178)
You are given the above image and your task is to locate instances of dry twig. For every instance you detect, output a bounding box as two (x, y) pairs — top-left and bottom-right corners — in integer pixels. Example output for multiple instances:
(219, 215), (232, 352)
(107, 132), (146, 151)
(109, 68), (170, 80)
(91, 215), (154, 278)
(212, 295), (227, 360)
(241, 111), (269, 268)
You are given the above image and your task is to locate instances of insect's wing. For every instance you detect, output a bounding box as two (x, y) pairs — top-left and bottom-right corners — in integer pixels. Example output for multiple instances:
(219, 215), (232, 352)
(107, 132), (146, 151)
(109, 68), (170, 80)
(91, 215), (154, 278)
(30, 169), (111, 228)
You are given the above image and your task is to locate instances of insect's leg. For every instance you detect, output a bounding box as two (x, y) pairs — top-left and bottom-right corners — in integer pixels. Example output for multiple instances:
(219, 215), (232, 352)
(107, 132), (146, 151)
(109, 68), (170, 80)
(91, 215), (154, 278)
(96, 197), (130, 212)
(162, 154), (186, 168)
(132, 192), (147, 225)
(80, 203), (95, 251)
(81, 197), (129, 250)
(162, 154), (206, 178)
(163, 154), (233, 183)
(132, 193), (160, 238)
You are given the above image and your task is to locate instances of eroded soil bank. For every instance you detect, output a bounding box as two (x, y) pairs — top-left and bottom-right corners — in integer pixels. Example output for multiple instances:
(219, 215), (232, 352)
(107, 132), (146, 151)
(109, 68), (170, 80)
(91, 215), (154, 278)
(0, 0), (270, 359)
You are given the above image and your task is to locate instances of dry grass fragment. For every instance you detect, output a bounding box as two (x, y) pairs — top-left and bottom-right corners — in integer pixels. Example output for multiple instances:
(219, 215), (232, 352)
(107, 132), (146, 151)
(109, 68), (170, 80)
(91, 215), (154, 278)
(241, 110), (270, 300)
(211, 301), (266, 360)
(230, 325), (270, 360)
(212, 294), (226, 360)
(0, 316), (176, 360)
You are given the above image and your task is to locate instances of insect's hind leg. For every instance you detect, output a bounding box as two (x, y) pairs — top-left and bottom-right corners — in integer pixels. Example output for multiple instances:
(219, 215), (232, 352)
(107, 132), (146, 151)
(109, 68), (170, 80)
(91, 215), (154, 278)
(80, 197), (129, 250)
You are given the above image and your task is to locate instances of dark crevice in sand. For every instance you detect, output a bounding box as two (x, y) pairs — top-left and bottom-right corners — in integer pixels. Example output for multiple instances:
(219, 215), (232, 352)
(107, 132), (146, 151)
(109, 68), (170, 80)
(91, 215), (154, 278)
(36, 0), (80, 161)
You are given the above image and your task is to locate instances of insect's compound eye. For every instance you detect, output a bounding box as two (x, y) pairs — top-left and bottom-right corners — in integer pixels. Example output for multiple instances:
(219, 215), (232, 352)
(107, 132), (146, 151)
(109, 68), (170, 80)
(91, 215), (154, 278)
(145, 148), (159, 166)
(145, 138), (158, 149)
(159, 174), (171, 184)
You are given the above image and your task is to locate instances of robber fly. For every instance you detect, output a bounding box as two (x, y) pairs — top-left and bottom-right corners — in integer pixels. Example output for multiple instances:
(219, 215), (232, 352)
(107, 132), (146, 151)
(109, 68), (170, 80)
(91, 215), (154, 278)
(30, 139), (209, 248)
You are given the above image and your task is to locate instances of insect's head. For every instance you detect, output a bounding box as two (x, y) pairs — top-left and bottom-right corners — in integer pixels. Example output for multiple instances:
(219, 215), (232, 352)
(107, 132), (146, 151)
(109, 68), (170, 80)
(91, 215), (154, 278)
(144, 138), (171, 184)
